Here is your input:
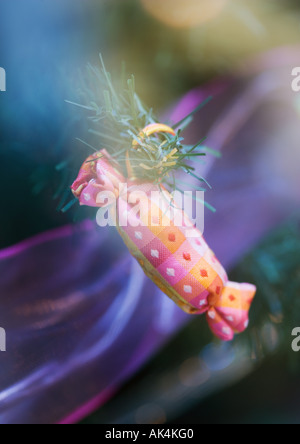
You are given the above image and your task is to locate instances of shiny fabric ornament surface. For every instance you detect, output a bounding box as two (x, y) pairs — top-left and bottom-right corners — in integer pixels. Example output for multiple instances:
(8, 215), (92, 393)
(72, 152), (256, 341)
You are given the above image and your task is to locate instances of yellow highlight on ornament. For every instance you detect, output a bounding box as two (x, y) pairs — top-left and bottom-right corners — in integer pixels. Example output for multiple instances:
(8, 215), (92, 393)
(132, 123), (176, 149)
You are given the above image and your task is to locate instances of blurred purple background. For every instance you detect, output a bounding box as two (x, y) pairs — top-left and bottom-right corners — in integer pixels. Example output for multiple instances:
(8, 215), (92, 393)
(1, 0), (300, 424)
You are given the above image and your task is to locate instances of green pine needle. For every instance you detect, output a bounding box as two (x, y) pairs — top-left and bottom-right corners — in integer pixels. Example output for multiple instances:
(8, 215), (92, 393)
(67, 56), (218, 206)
